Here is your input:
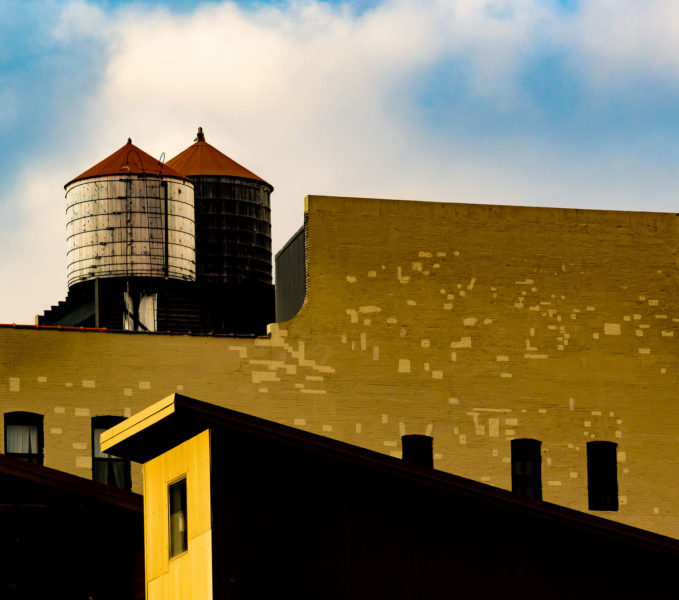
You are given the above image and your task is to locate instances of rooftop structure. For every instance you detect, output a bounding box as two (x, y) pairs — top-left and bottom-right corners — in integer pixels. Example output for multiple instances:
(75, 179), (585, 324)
(65, 138), (190, 187)
(0, 452), (143, 598)
(103, 393), (679, 599)
(167, 128), (274, 286)
(65, 139), (196, 287)
(166, 127), (271, 185)
(39, 130), (274, 334)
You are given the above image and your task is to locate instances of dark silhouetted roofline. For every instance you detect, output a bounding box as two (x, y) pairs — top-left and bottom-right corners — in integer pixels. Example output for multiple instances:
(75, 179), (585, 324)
(0, 453), (142, 512)
(104, 393), (679, 557)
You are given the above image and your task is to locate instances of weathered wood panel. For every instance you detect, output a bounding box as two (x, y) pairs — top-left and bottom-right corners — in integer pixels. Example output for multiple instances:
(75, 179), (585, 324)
(65, 175), (196, 286)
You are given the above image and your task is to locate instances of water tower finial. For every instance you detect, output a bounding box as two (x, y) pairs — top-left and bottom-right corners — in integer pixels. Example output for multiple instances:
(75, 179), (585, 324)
(127, 138), (132, 145)
(195, 127), (205, 142)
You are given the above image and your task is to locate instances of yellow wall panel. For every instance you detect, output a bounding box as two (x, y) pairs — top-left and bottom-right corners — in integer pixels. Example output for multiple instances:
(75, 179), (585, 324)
(144, 429), (212, 600)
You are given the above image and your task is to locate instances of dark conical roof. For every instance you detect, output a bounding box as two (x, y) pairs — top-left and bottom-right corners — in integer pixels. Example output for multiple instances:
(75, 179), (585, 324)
(166, 128), (272, 189)
(65, 139), (191, 188)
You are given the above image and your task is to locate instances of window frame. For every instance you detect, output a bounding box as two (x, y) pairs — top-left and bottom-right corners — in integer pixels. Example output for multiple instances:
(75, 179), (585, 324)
(168, 477), (188, 558)
(511, 438), (542, 500)
(4, 411), (44, 465)
(587, 441), (619, 511)
(91, 416), (132, 490)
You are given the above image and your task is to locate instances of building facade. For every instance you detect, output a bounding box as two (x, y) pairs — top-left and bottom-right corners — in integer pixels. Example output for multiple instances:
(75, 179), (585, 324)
(2, 195), (678, 538)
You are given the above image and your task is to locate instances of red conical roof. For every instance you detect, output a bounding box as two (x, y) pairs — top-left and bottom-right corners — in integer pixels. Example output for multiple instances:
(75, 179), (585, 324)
(166, 128), (272, 189)
(65, 139), (191, 188)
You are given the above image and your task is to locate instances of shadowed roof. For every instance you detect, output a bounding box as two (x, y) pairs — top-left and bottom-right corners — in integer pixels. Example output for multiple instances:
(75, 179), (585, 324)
(0, 452), (142, 512)
(103, 393), (679, 557)
(65, 139), (190, 188)
(166, 128), (272, 189)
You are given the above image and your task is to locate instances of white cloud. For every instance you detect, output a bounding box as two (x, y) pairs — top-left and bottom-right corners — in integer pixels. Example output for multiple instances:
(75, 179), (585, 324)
(570, 0), (679, 75)
(79, 0), (559, 236)
(50, 0), (108, 42)
(3, 0), (679, 322)
(0, 166), (69, 323)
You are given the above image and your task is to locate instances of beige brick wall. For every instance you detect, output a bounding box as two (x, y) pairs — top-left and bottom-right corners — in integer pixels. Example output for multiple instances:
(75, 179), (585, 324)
(1, 195), (678, 538)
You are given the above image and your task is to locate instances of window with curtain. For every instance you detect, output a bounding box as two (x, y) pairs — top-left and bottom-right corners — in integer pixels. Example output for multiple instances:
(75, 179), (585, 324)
(91, 416), (131, 490)
(4, 412), (44, 465)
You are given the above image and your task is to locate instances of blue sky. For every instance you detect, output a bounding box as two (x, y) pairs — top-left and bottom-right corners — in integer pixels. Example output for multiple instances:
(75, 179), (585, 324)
(2, 0), (679, 322)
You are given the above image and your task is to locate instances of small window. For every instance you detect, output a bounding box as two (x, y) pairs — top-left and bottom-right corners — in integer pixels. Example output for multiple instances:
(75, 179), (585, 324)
(587, 441), (618, 511)
(5, 412), (44, 465)
(401, 435), (433, 467)
(511, 438), (542, 500)
(169, 478), (188, 557)
(92, 416), (131, 490)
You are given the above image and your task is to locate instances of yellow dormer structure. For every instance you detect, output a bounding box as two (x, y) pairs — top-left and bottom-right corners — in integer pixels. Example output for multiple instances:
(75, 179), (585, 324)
(102, 396), (213, 600)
